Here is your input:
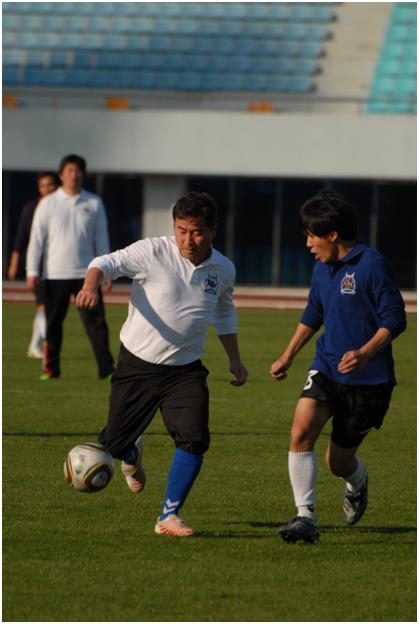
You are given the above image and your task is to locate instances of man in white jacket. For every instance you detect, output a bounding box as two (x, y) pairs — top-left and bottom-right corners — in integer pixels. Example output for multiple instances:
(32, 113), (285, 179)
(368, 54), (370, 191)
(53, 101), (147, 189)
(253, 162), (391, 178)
(26, 154), (114, 381)
(76, 191), (248, 536)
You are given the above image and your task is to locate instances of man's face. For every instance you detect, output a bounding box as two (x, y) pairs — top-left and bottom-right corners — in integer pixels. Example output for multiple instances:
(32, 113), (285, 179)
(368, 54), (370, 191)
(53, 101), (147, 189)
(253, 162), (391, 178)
(38, 176), (57, 197)
(306, 231), (338, 263)
(174, 217), (215, 266)
(59, 163), (84, 194)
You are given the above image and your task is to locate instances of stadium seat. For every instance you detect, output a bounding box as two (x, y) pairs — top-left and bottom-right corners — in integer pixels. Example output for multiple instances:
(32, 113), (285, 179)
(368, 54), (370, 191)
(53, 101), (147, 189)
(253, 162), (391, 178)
(2, 1), (331, 94)
(2, 66), (20, 85)
(3, 49), (24, 66)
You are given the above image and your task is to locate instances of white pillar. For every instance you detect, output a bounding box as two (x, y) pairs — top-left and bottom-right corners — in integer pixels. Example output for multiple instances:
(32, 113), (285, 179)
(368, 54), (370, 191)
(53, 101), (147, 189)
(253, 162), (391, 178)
(142, 175), (186, 238)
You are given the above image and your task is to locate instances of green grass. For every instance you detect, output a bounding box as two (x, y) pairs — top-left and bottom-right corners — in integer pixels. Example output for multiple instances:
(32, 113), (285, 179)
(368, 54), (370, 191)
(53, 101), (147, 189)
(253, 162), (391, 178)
(3, 303), (416, 622)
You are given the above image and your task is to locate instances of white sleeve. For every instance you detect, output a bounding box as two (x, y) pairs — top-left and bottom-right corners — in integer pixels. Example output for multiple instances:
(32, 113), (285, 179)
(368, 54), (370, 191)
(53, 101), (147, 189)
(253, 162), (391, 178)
(26, 199), (48, 277)
(211, 268), (238, 335)
(93, 199), (110, 256)
(88, 238), (154, 280)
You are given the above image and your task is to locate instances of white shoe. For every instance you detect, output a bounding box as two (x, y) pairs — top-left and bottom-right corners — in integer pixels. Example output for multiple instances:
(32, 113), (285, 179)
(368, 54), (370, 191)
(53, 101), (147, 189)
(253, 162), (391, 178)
(121, 436), (146, 493)
(154, 514), (195, 537)
(27, 345), (44, 359)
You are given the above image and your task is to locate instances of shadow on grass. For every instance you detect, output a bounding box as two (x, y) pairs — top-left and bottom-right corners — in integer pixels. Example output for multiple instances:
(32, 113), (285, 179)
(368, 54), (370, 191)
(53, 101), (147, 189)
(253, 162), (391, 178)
(194, 530), (270, 539)
(247, 521), (416, 534)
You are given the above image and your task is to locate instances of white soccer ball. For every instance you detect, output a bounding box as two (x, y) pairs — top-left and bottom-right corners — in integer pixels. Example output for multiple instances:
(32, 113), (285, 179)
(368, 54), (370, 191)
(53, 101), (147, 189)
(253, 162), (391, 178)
(64, 442), (114, 493)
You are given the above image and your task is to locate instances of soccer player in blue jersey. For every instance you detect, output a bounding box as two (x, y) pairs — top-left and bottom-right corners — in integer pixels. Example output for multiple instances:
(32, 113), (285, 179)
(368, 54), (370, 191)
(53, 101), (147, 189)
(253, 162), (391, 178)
(270, 190), (406, 543)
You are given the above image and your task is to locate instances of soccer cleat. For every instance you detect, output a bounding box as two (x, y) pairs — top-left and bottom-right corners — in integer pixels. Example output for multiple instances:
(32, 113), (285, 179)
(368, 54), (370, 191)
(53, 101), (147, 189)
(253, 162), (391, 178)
(154, 514), (195, 537)
(343, 471), (368, 526)
(278, 516), (320, 544)
(121, 436), (146, 493)
(39, 372), (59, 381)
(27, 346), (44, 358)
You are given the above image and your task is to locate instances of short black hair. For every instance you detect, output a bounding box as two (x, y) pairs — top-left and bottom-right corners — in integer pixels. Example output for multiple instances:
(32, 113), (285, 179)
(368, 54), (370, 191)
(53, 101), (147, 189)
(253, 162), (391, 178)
(37, 171), (57, 183)
(172, 191), (217, 229)
(300, 189), (357, 240)
(59, 154), (86, 175)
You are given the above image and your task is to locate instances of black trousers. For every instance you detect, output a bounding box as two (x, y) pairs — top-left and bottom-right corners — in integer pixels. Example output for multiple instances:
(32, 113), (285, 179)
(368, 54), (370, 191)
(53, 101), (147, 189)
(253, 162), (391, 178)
(44, 279), (114, 378)
(99, 344), (210, 456)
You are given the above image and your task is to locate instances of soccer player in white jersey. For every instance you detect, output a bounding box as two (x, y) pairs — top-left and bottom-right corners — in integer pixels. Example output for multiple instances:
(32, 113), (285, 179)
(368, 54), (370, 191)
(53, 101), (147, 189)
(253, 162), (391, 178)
(26, 154), (115, 381)
(76, 192), (248, 536)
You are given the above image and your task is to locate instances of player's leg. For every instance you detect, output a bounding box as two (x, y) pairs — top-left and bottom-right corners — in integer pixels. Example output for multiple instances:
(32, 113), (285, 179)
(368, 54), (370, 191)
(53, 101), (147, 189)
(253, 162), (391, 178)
(27, 280), (46, 358)
(98, 344), (160, 493)
(156, 361), (210, 536)
(326, 382), (393, 525)
(42, 280), (72, 379)
(75, 282), (115, 379)
(278, 396), (330, 543)
(325, 439), (368, 525)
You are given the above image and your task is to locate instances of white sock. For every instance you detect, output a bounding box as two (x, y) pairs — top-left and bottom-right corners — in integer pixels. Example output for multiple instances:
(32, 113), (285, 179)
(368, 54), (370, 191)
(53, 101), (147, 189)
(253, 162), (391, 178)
(38, 310), (46, 340)
(344, 457), (366, 493)
(288, 451), (317, 520)
(29, 311), (46, 350)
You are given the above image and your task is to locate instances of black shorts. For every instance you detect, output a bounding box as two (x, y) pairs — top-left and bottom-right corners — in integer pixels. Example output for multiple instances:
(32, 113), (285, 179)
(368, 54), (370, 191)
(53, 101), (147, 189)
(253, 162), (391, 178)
(300, 370), (393, 448)
(99, 344), (210, 456)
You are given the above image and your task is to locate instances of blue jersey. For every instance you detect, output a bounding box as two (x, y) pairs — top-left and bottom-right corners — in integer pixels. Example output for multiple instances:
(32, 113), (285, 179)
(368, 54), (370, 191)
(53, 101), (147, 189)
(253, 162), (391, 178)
(300, 243), (406, 386)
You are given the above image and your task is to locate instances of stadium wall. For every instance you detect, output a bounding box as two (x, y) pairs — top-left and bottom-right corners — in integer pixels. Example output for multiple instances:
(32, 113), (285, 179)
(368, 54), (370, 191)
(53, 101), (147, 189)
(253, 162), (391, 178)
(3, 108), (416, 179)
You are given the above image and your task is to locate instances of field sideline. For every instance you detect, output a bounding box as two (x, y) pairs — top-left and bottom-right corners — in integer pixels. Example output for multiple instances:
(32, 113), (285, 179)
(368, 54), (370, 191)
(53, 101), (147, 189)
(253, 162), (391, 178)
(3, 303), (416, 622)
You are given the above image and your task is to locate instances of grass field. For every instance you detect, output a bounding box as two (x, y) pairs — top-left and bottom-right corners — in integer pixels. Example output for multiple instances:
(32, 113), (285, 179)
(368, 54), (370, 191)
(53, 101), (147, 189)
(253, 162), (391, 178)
(3, 302), (416, 622)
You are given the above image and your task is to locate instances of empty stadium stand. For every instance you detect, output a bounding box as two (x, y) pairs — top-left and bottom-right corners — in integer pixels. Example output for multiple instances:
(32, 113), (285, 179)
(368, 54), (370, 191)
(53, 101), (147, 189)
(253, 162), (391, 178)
(366, 2), (416, 113)
(2, 2), (335, 92)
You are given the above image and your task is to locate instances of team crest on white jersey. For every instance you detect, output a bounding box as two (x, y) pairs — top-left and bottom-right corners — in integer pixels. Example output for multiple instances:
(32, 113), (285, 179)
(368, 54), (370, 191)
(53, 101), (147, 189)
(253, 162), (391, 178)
(204, 273), (218, 295)
(340, 272), (356, 295)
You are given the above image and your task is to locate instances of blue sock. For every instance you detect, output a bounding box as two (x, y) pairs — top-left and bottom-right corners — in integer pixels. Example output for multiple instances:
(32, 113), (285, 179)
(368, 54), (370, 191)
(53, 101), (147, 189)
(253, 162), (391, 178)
(160, 448), (203, 520)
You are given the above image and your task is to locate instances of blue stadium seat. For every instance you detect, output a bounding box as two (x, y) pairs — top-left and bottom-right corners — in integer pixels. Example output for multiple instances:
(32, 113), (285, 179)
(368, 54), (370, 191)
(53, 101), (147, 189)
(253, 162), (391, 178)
(174, 73), (200, 91)
(3, 49), (24, 65)
(2, 66), (21, 85)
(367, 2), (416, 114)
(3, 14), (20, 29)
(101, 34), (127, 49)
(124, 35), (149, 51)
(2, 1), (330, 94)
(24, 67), (66, 86)
(135, 3), (160, 17)
(218, 73), (247, 91)
(72, 52), (94, 69)
(16, 32), (43, 48)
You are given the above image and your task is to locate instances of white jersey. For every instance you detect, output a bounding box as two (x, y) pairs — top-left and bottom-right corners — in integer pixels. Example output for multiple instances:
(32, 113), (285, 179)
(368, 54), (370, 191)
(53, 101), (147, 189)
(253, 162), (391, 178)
(89, 236), (238, 366)
(26, 187), (110, 279)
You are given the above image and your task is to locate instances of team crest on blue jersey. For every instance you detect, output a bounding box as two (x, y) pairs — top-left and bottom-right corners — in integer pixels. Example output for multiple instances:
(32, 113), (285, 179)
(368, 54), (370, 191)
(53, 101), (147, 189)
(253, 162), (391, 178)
(204, 273), (218, 295)
(341, 272), (356, 295)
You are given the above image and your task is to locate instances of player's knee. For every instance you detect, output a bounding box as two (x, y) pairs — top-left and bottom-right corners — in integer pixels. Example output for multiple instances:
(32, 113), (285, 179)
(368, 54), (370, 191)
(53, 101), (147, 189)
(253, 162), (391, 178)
(290, 424), (314, 452)
(176, 436), (210, 455)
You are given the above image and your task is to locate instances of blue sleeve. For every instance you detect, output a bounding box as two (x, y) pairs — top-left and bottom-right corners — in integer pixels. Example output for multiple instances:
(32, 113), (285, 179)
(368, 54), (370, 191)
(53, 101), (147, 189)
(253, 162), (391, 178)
(369, 257), (407, 339)
(300, 273), (323, 331)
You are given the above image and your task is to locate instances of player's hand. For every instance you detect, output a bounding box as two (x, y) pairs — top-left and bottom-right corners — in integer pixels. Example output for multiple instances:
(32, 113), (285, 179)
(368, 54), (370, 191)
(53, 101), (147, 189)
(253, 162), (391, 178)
(270, 355), (293, 381)
(338, 349), (369, 374)
(26, 276), (40, 292)
(75, 287), (99, 309)
(229, 361), (248, 386)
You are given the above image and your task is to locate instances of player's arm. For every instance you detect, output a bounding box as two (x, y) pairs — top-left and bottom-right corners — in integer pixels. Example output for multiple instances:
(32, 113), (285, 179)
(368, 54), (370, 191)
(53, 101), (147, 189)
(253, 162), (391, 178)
(339, 258), (407, 375)
(338, 327), (392, 374)
(7, 251), (20, 281)
(270, 323), (316, 381)
(93, 200), (112, 294)
(26, 201), (47, 292)
(218, 333), (248, 386)
(76, 268), (105, 309)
